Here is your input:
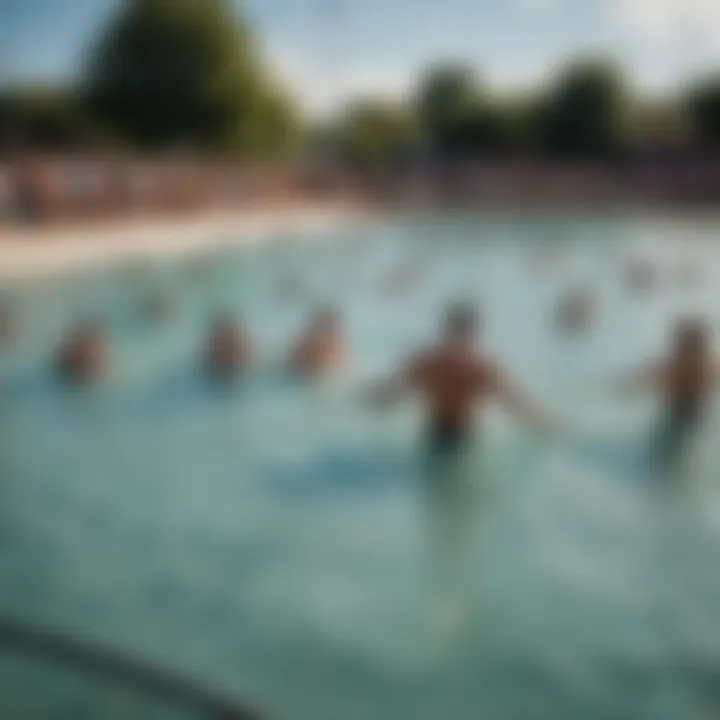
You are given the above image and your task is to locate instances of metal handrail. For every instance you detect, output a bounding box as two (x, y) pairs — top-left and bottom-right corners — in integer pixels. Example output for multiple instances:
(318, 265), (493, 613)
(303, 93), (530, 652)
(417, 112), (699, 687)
(0, 615), (265, 720)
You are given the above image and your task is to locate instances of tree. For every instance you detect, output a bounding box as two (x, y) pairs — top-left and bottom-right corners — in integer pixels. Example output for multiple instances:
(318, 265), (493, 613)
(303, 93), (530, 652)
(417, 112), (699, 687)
(81, 0), (298, 155)
(0, 85), (110, 152)
(440, 102), (526, 158)
(415, 63), (480, 158)
(686, 77), (720, 149)
(236, 89), (300, 159)
(537, 60), (629, 159)
(336, 99), (419, 172)
(626, 99), (691, 154)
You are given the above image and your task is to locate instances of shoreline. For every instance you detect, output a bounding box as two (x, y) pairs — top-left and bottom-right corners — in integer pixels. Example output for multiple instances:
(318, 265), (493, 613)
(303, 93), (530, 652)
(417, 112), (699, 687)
(0, 204), (370, 282)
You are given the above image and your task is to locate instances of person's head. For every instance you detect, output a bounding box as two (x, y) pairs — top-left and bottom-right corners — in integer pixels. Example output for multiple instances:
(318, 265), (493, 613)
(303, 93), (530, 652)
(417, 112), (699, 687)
(58, 318), (107, 382)
(673, 317), (709, 360)
(443, 302), (479, 343)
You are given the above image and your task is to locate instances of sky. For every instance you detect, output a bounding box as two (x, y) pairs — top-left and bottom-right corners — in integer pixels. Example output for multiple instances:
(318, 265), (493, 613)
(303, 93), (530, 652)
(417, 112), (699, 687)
(1, 0), (720, 115)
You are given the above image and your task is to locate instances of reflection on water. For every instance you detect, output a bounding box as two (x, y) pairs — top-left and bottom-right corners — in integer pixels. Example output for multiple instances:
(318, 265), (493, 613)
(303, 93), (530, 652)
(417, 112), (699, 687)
(2, 216), (720, 718)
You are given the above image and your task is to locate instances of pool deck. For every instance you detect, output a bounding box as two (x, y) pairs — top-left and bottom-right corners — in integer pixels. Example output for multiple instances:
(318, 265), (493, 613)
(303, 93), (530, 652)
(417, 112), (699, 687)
(0, 204), (368, 282)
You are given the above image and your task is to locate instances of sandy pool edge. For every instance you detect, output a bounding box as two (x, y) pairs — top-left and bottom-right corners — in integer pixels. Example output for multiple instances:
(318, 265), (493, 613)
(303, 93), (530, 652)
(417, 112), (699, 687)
(0, 204), (371, 282)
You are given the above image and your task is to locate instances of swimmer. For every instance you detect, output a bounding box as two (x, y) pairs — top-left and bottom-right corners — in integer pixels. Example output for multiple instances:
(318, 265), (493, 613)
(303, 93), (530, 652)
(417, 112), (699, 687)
(367, 302), (554, 613)
(615, 317), (719, 475)
(289, 305), (344, 377)
(202, 314), (251, 381)
(555, 287), (596, 335)
(55, 320), (108, 384)
(368, 301), (554, 452)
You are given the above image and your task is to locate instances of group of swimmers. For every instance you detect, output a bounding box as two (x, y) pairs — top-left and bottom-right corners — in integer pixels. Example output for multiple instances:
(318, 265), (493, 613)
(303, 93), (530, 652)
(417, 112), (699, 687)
(9, 240), (716, 477)
(54, 305), (345, 385)
(366, 302), (714, 477)
(201, 304), (344, 381)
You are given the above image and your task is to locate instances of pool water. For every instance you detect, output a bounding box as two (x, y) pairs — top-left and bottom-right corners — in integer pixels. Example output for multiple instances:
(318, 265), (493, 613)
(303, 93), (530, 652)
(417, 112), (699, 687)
(3, 214), (720, 719)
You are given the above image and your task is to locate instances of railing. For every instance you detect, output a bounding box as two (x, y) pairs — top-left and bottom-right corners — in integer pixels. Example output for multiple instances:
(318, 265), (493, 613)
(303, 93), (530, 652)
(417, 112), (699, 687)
(0, 615), (265, 720)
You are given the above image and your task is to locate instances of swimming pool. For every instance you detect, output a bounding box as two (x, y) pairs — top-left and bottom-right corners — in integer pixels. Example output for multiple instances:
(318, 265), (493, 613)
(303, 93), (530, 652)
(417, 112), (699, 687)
(2, 213), (720, 719)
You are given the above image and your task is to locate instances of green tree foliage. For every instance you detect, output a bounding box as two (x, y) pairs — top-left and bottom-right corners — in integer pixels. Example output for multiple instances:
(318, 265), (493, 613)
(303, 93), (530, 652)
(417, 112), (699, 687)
(81, 0), (298, 155)
(442, 102), (527, 158)
(413, 63), (533, 159)
(337, 99), (419, 172)
(686, 76), (720, 149)
(537, 60), (629, 159)
(237, 90), (300, 159)
(0, 86), (110, 151)
(415, 63), (480, 158)
(626, 99), (691, 152)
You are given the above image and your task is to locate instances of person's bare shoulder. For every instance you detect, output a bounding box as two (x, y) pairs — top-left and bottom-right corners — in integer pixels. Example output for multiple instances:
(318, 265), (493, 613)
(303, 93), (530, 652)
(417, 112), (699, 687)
(402, 347), (432, 383)
(471, 354), (501, 391)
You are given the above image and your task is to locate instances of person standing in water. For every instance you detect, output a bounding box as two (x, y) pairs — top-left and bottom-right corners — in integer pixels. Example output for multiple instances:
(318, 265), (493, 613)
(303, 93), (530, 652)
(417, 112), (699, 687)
(55, 320), (109, 385)
(289, 305), (344, 378)
(202, 314), (252, 382)
(616, 317), (718, 476)
(368, 302), (554, 608)
(369, 302), (552, 450)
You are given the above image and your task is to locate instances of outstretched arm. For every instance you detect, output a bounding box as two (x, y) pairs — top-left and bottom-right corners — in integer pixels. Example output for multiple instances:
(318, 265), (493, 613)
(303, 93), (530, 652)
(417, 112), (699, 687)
(611, 362), (665, 397)
(365, 357), (422, 408)
(490, 368), (559, 433)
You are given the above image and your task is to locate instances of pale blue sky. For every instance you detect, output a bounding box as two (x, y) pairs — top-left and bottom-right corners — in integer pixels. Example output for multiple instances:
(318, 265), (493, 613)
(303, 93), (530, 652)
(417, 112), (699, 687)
(2, 0), (719, 113)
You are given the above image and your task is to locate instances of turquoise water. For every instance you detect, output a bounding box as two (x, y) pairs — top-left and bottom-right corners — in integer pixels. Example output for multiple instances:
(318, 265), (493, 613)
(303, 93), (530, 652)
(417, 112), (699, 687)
(3, 214), (720, 718)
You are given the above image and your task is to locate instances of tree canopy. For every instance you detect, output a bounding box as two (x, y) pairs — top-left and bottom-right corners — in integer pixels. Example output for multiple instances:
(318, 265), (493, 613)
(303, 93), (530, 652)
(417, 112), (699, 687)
(415, 64), (480, 158)
(336, 99), (419, 172)
(81, 0), (297, 155)
(0, 85), (110, 152)
(412, 63), (528, 160)
(537, 60), (629, 159)
(3, 16), (713, 164)
(686, 76), (720, 149)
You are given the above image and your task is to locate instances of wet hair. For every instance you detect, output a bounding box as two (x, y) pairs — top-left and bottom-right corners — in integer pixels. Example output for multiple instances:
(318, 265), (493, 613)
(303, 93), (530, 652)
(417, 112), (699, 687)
(444, 302), (479, 339)
(673, 317), (708, 358)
